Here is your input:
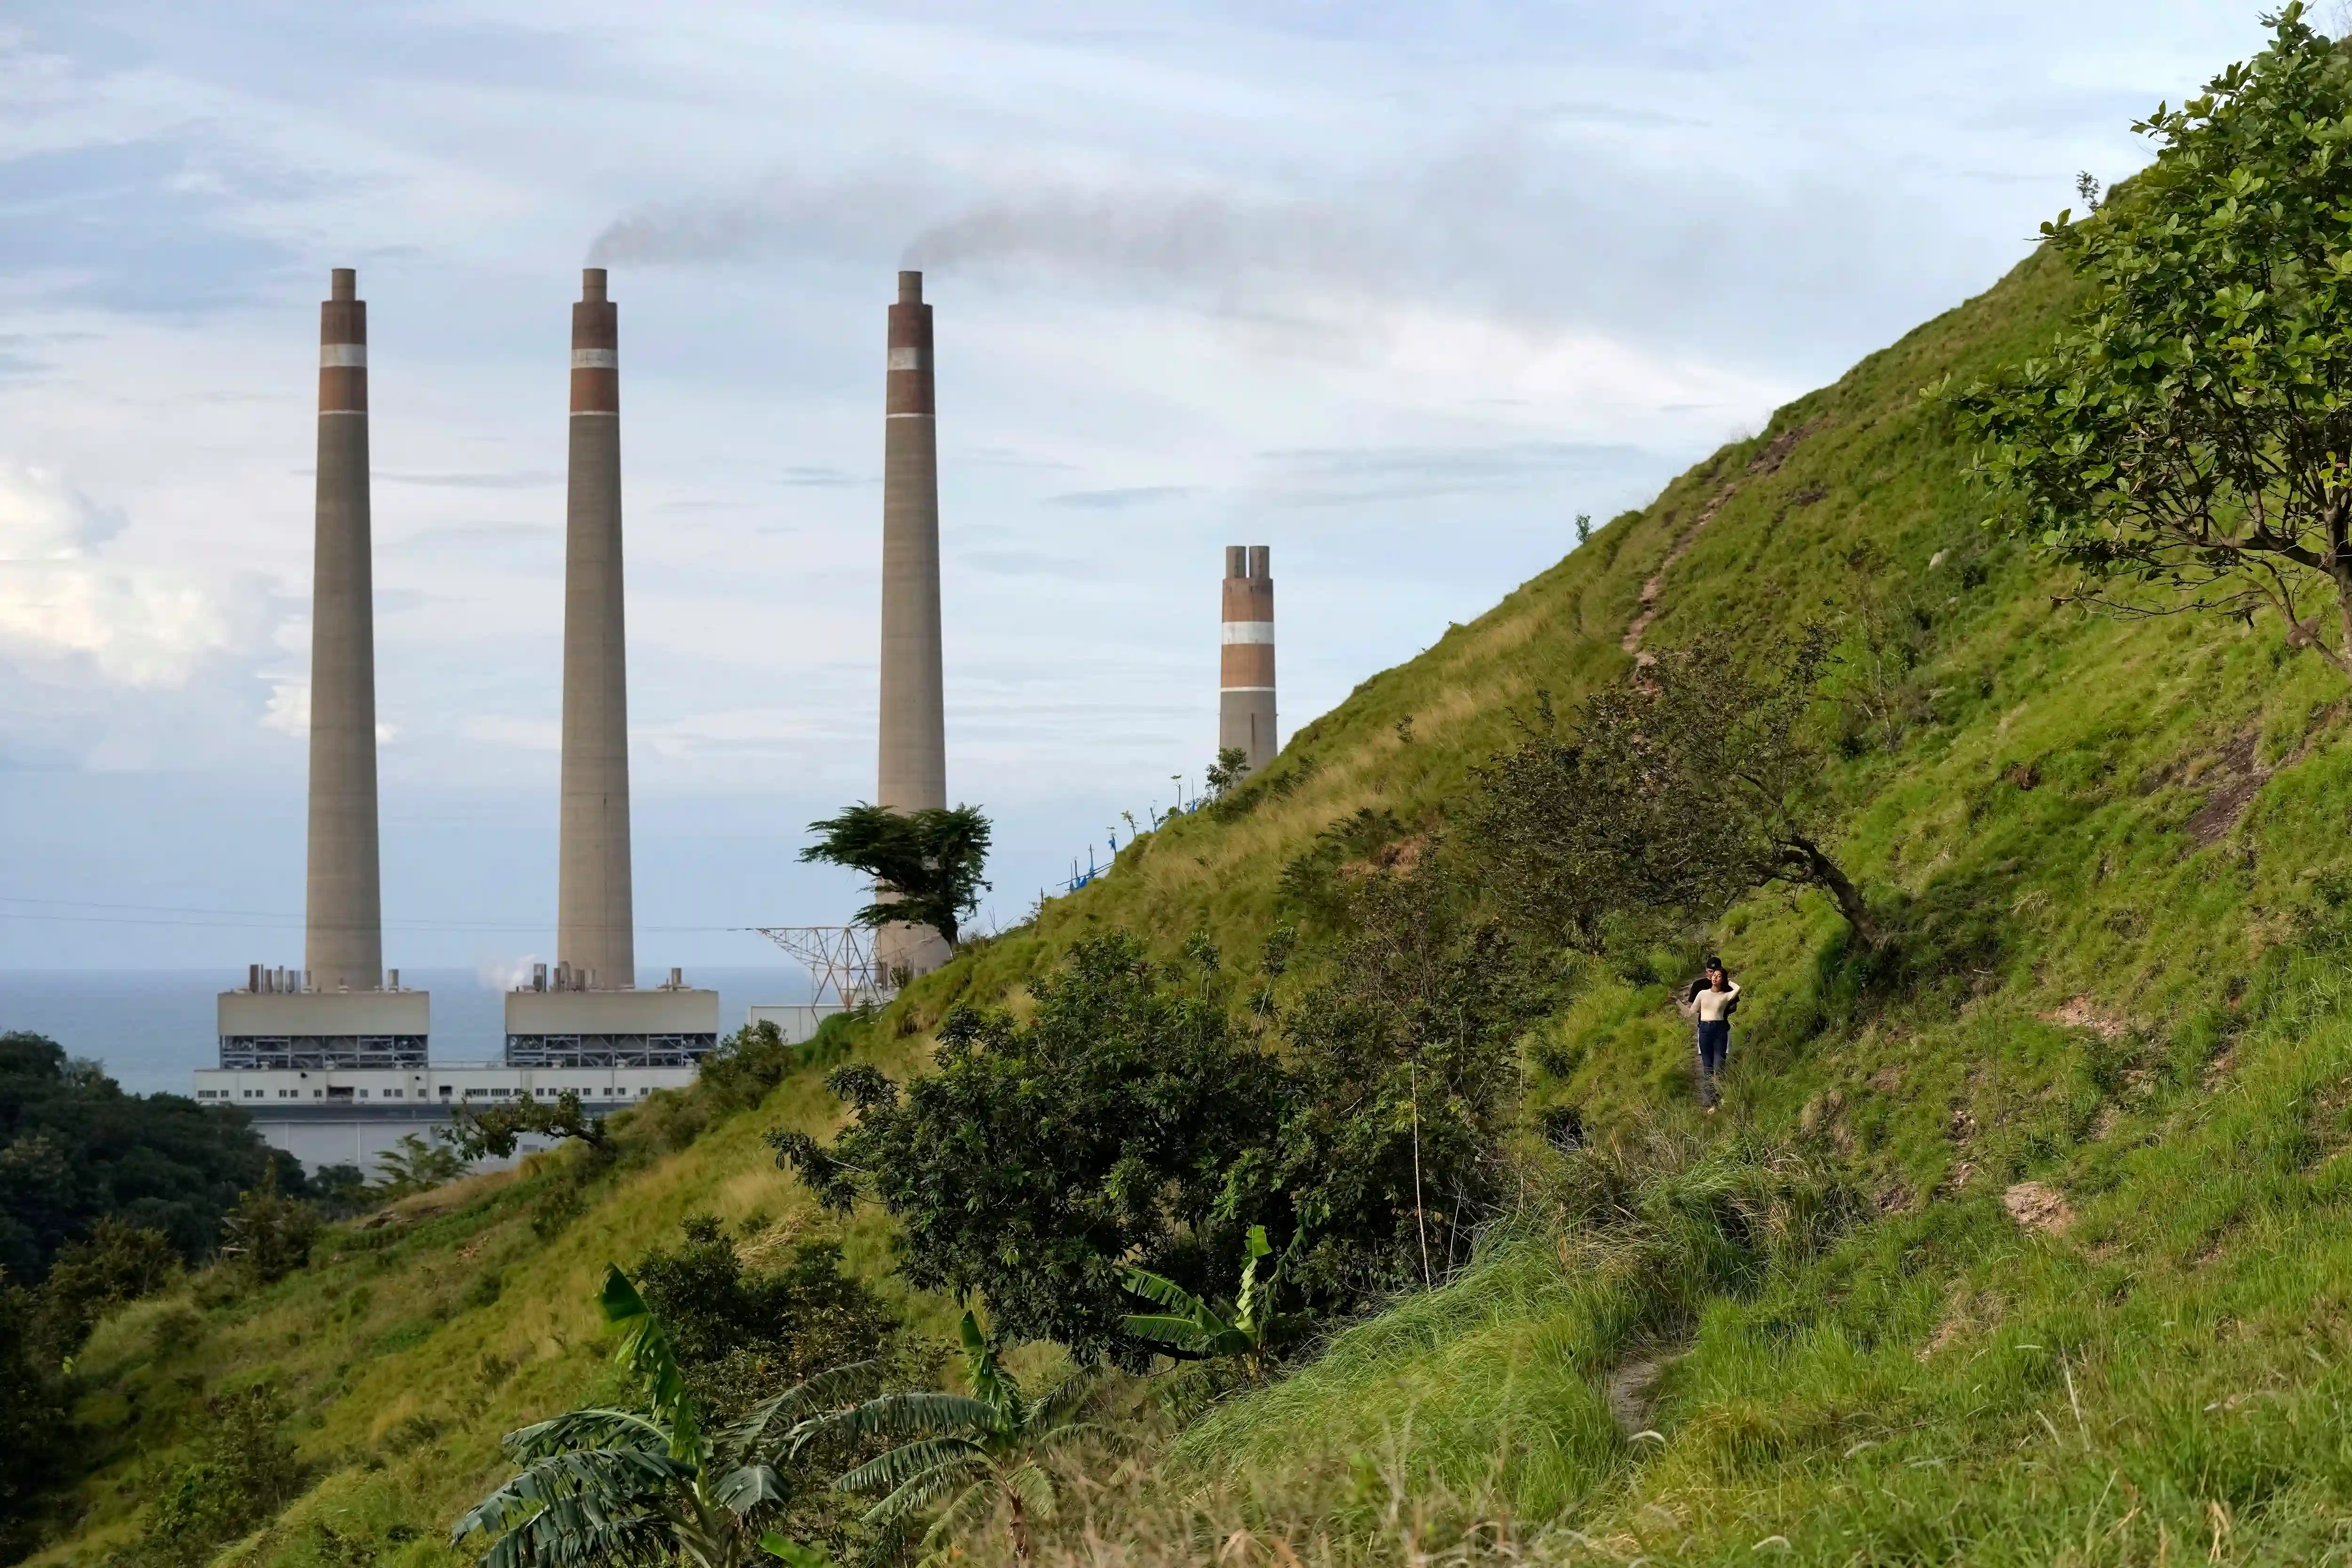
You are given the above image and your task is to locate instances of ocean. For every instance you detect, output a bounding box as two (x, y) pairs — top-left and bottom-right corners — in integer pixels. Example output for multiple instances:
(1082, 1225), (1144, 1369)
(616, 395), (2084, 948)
(0, 967), (814, 1096)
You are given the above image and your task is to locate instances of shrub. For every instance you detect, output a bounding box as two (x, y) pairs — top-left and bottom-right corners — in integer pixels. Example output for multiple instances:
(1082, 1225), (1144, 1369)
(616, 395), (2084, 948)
(1238, 858), (1540, 1303)
(31, 1217), (177, 1365)
(629, 1214), (912, 1423)
(218, 1177), (320, 1288)
(776, 932), (1288, 1361)
(780, 874), (1539, 1357)
(692, 1021), (804, 1115)
(118, 1385), (303, 1568)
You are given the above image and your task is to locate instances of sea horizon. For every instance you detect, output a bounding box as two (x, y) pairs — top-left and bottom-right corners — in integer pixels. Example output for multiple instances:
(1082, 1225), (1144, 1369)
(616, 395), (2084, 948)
(0, 966), (814, 1097)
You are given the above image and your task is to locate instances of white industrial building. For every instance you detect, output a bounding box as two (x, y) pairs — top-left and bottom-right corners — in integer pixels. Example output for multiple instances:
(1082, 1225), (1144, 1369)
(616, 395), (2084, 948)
(193, 1060), (697, 1172)
(206, 964), (719, 1174)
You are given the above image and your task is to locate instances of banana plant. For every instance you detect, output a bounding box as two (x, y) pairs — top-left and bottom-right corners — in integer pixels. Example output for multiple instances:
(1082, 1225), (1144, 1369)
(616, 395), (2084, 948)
(1120, 1224), (1292, 1382)
(452, 1266), (858, 1568)
(793, 1311), (1099, 1566)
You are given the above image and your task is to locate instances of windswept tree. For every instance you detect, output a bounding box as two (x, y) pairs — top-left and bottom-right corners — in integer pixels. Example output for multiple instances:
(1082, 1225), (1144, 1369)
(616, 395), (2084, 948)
(445, 1090), (608, 1165)
(1470, 627), (1878, 949)
(799, 804), (992, 949)
(1951, 7), (2352, 680)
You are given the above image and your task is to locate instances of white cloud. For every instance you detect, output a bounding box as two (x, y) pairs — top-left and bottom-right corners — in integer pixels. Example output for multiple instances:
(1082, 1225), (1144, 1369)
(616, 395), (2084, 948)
(259, 679), (400, 743)
(261, 677), (308, 735)
(0, 459), (256, 688)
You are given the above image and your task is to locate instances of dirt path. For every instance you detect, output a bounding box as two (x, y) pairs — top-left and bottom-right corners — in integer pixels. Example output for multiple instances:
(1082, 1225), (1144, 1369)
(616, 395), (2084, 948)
(1621, 422), (1813, 657)
(1605, 1352), (1670, 1439)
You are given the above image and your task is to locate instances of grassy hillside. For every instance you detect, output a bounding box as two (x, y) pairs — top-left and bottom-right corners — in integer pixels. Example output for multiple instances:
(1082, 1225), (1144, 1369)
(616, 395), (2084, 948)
(35, 220), (2352, 1568)
(897, 231), (2352, 1562)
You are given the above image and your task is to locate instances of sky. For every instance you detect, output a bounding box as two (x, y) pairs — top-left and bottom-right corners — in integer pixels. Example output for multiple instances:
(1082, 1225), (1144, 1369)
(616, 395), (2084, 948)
(0, 0), (2279, 977)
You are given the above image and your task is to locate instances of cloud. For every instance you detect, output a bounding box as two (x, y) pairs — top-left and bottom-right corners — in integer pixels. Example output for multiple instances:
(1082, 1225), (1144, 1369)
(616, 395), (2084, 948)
(1043, 485), (1198, 510)
(259, 678), (397, 742)
(261, 678), (307, 736)
(958, 548), (1122, 581)
(387, 523), (556, 552)
(1248, 440), (1657, 507)
(0, 460), (256, 687)
(381, 470), (563, 489)
(0, 135), (304, 315)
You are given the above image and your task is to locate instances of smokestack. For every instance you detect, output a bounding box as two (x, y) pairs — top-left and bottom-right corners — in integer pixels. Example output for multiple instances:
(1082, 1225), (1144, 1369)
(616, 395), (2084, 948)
(305, 266), (384, 994)
(556, 266), (636, 990)
(1220, 544), (1277, 775)
(875, 270), (951, 980)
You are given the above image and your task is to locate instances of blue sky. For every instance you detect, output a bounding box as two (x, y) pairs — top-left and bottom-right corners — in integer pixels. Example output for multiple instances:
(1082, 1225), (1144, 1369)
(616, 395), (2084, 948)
(0, 1), (2274, 973)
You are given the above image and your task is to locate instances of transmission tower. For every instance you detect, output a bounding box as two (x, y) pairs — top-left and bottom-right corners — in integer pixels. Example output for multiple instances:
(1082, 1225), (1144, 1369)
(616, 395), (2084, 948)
(752, 925), (890, 1009)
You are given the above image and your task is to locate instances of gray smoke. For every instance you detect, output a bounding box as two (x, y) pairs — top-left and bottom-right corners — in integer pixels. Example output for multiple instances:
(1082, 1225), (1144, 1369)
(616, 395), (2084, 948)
(577, 134), (1958, 365)
(900, 186), (1379, 288)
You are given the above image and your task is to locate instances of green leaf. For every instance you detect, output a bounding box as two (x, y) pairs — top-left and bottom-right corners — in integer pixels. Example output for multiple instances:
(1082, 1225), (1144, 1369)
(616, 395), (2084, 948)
(759, 1536), (834, 1568)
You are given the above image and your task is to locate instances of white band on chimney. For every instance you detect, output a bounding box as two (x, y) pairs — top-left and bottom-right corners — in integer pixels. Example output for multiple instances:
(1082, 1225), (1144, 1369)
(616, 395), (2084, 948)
(320, 344), (366, 368)
(1220, 685), (1277, 693)
(572, 349), (618, 369)
(1221, 621), (1275, 645)
(887, 346), (930, 371)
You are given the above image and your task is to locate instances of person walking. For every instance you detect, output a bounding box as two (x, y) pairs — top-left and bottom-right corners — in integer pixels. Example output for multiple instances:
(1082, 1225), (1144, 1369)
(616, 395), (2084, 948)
(1677, 957), (1740, 1113)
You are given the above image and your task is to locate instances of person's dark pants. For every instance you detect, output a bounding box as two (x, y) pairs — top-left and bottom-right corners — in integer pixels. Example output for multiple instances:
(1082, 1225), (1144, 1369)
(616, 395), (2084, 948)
(1696, 1020), (1731, 1104)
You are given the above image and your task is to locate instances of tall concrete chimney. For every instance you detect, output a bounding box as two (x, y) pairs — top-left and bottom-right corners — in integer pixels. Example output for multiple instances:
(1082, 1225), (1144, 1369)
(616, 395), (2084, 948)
(556, 267), (635, 990)
(875, 270), (951, 979)
(305, 267), (383, 993)
(1220, 544), (1277, 775)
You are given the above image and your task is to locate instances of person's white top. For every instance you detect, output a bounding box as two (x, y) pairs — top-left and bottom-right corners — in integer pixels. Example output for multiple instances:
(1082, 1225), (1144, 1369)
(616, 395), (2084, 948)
(1679, 981), (1740, 1023)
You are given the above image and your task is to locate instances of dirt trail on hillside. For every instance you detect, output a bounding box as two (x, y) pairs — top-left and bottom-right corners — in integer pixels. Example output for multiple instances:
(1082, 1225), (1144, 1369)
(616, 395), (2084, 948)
(1621, 423), (1813, 658)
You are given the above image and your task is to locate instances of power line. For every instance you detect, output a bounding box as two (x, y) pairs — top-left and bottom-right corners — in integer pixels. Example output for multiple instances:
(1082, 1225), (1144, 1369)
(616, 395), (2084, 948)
(0, 897), (766, 935)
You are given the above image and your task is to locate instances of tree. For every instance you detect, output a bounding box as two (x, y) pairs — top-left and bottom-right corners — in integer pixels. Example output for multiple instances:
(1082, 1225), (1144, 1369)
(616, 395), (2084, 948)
(452, 1267), (868, 1568)
(1950, 7), (2352, 681)
(1204, 746), (1251, 797)
(772, 934), (1285, 1362)
(370, 1132), (468, 1198)
(0, 1277), (65, 1557)
(1121, 1224), (1293, 1382)
(217, 1172), (320, 1288)
(799, 804), (992, 949)
(802, 1312), (1100, 1567)
(631, 1216), (911, 1427)
(127, 1385), (306, 1568)
(30, 1217), (177, 1366)
(1469, 627), (1878, 949)
(1242, 857), (1537, 1298)
(445, 1091), (608, 1164)
(0, 1032), (308, 1282)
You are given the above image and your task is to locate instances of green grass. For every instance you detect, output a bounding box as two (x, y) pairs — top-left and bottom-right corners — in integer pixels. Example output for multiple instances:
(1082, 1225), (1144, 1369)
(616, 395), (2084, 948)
(40, 221), (2352, 1568)
(916, 239), (2352, 1561)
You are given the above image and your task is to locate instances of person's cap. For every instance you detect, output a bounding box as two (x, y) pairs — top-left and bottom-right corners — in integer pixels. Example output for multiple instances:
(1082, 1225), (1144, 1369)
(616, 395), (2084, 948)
(1705, 955), (1724, 970)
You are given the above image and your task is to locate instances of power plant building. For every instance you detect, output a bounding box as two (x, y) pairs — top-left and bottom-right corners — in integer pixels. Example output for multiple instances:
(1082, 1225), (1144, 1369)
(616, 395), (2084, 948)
(206, 267), (715, 1174)
(1220, 545), (1278, 775)
(874, 270), (952, 981)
